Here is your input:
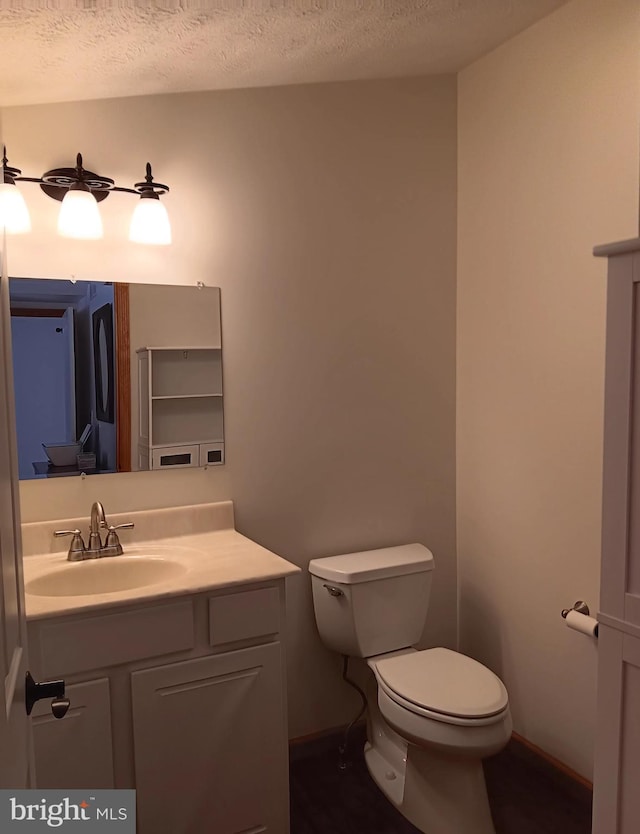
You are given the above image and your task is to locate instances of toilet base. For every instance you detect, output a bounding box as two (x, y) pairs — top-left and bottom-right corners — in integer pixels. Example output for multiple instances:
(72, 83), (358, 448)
(365, 738), (496, 834)
(364, 675), (497, 834)
(363, 737), (407, 808)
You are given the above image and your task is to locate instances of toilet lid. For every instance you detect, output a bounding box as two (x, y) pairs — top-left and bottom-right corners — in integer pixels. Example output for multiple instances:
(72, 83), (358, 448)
(374, 648), (508, 719)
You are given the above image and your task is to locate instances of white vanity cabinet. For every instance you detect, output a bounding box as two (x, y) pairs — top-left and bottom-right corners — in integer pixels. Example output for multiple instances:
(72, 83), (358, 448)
(27, 582), (289, 834)
(137, 346), (224, 470)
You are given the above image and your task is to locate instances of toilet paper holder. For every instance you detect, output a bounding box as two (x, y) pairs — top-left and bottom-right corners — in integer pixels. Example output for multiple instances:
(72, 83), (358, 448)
(561, 600), (590, 619)
(561, 600), (599, 638)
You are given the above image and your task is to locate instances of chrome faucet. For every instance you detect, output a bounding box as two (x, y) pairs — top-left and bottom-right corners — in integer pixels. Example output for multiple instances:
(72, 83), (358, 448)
(54, 502), (134, 561)
(88, 501), (106, 553)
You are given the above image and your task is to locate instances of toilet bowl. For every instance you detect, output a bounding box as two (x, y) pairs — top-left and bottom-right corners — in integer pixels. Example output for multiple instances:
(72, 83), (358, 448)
(371, 647), (511, 755)
(365, 647), (512, 833)
(309, 544), (511, 834)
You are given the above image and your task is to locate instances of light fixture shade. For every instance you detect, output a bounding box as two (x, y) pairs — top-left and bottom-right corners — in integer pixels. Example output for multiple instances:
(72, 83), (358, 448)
(129, 196), (171, 245)
(0, 182), (31, 234)
(58, 187), (103, 240)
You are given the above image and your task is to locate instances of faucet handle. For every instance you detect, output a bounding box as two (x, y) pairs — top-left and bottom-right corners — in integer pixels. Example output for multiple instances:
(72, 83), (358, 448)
(105, 522), (134, 550)
(53, 529), (86, 559)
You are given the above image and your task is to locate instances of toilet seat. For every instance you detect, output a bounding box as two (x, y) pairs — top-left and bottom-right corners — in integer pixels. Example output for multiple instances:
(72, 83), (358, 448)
(371, 648), (509, 726)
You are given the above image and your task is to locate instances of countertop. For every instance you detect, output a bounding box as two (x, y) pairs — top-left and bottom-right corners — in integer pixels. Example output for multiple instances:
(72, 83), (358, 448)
(22, 500), (300, 620)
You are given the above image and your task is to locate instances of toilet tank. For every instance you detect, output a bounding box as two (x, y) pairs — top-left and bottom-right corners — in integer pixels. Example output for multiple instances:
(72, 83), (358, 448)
(308, 544), (434, 658)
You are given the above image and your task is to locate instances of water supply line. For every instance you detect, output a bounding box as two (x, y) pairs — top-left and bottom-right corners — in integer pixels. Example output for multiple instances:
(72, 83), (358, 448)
(338, 655), (367, 771)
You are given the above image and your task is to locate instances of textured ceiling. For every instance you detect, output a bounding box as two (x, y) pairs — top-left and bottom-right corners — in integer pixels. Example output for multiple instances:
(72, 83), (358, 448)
(0, 1), (568, 107)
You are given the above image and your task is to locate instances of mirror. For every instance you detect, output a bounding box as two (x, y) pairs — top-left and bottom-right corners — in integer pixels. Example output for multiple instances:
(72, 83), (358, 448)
(9, 278), (223, 480)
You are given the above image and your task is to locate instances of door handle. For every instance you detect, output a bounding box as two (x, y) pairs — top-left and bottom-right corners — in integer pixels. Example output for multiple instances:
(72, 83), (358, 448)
(25, 671), (70, 719)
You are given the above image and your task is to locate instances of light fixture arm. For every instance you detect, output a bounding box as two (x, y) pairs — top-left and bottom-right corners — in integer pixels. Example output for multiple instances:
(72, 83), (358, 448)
(38, 152), (115, 202)
(73, 153), (87, 186)
(4, 147), (169, 202)
(133, 162), (169, 200)
(2, 145), (22, 185)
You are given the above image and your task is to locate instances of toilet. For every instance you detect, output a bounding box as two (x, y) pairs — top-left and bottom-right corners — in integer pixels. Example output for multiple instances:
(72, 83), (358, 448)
(308, 543), (511, 834)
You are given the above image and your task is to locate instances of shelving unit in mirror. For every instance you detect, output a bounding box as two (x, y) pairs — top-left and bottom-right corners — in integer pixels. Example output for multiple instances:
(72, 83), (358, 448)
(137, 347), (224, 470)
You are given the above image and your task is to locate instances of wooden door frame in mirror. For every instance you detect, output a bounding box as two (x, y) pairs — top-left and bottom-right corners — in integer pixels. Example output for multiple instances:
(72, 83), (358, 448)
(114, 283), (131, 472)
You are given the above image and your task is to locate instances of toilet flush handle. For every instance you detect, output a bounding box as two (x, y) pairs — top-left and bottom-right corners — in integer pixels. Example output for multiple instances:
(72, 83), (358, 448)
(323, 583), (344, 597)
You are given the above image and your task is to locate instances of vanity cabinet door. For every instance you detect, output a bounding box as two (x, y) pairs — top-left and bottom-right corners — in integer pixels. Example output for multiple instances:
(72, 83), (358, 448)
(131, 643), (288, 834)
(32, 678), (114, 789)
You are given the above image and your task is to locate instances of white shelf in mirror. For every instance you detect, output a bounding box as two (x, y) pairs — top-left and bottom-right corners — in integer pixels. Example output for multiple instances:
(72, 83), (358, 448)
(151, 394), (223, 400)
(137, 346), (224, 470)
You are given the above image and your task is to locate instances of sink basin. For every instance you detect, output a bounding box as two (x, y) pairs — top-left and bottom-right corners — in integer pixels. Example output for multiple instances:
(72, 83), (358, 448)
(26, 556), (188, 597)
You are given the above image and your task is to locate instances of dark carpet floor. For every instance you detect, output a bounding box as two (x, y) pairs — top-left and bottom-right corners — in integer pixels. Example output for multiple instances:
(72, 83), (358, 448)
(290, 731), (592, 834)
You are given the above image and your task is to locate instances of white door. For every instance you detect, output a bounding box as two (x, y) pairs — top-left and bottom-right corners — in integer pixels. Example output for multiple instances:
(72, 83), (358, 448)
(0, 240), (31, 787)
(591, 240), (640, 833)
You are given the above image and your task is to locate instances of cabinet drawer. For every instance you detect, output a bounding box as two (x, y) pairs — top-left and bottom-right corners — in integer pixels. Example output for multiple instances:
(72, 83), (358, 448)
(36, 600), (194, 676)
(199, 442), (224, 466)
(152, 445), (199, 469)
(209, 587), (280, 646)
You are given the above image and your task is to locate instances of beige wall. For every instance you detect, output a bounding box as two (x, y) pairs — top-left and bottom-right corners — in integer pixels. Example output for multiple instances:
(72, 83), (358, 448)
(4, 76), (458, 738)
(457, 0), (639, 779)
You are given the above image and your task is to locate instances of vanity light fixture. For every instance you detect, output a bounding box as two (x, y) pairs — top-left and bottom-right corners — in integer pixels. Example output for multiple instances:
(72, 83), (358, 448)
(0, 147), (31, 234)
(0, 147), (171, 245)
(129, 163), (172, 245)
